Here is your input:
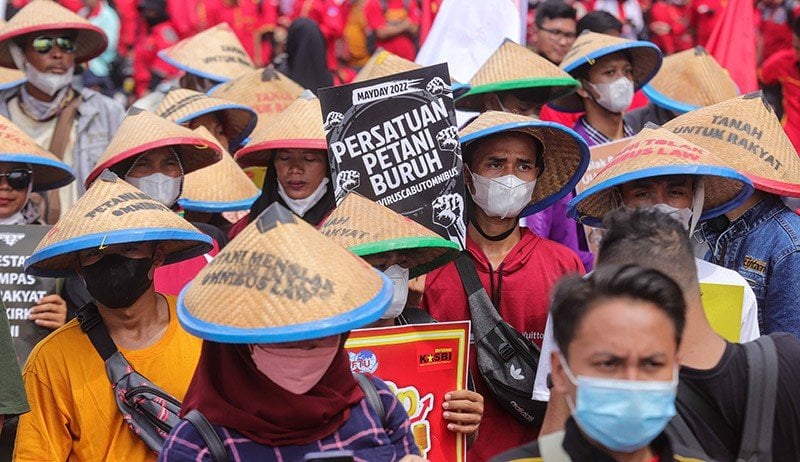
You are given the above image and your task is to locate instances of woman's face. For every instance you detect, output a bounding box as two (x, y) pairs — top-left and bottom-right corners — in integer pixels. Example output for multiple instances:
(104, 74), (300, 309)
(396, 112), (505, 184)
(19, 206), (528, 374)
(273, 149), (328, 200)
(126, 147), (182, 179)
(0, 162), (31, 219)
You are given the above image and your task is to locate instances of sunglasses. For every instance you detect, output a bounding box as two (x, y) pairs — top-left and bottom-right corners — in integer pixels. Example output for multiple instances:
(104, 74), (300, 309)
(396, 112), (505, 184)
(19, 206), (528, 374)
(30, 36), (76, 54)
(0, 169), (33, 190)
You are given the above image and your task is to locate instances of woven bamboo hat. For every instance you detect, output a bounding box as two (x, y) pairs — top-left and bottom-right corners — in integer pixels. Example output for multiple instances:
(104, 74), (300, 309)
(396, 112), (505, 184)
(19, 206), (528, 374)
(567, 125), (754, 227)
(24, 170), (213, 278)
(177, 203), (393, 343)
(158, 23), (254, 82)
(209, 66), (304, 135)
(353, 49), (470, 98)
(643, 47), (739, 114)
(0, 66), (24, 90)
(235, 90), (326, 167)
(319, 193), (459, 278)
(460, 110), (590, 216)
(0, 114), (74, 191)
(156, 88), (257, 148)
(0, 0), (107, 68)
(177, 127), (261, 212)
(550, 31), (662, 113)
(455, 39), (580, 112)
(663, 92), (800, 197)
(86, 108), (223, 187)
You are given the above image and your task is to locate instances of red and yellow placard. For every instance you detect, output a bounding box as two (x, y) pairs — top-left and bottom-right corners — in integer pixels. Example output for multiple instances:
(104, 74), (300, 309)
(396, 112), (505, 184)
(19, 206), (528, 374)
(346, 321), (470, 462)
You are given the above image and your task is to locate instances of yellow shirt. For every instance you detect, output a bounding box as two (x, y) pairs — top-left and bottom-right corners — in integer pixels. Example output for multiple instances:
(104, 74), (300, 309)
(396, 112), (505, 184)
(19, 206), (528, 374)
(14, 295), (202, 462)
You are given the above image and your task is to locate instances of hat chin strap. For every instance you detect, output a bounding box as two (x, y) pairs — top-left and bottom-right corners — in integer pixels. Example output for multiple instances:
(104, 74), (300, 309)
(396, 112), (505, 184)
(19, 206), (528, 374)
(689, 177), (705, 235)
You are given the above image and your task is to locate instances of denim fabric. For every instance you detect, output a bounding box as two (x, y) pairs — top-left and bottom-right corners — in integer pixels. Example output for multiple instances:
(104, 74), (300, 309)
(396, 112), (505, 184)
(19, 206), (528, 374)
(699, 195), (800, 336)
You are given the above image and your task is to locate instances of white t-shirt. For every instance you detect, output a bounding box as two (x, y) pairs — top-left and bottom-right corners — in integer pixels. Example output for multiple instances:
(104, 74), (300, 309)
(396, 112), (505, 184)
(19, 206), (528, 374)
(532, 258), (760, 401)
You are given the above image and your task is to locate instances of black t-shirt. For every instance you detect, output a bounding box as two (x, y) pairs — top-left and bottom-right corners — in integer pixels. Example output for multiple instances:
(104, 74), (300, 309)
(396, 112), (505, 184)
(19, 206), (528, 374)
(679, 333), (800, 461)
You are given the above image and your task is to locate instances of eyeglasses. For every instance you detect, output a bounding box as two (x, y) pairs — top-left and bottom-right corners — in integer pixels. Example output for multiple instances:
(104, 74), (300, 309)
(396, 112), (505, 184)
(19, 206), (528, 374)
(30, 36), (76, 54)
(539, 26), (577, 41)
(0, 169), (32, 190)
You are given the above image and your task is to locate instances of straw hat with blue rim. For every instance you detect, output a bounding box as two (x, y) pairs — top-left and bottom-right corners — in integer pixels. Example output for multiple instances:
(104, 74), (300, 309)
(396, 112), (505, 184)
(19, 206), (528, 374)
(0, 114), (74, 191)
(158, 23), (254, 83)
(549, 31), (662, 113)
(567, 124), (755, 228)
(459, 110), (590, 216)
(24, 170), (213, 278)
(177, 203), (393, 343)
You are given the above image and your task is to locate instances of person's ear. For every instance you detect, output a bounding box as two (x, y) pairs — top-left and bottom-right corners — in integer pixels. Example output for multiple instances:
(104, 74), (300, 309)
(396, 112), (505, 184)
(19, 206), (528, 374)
(551, 350), (571, 395)
(576, 79), (592, 99)
(463, 164), (475, 193)
(149, 244), (166, 278)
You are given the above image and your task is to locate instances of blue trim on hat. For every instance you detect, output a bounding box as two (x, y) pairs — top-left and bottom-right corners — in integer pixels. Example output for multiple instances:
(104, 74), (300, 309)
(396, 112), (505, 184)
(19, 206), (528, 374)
(452, 82), (471, 99)
(177, 191), (261, 212)
(0, 153), (76, 191)
(566, 165), (755, 228)
(460, 120), (591, 216)
(157, 50), (231, 84)
(206, 82), (225, 95)
(563, 41), (663, 90)
(173, 103), (257, 148)
(24, 228), (213, 277)
(177, 270), (394, 343)
(0, 78), (24, 91)
(641, 84), (699, 114)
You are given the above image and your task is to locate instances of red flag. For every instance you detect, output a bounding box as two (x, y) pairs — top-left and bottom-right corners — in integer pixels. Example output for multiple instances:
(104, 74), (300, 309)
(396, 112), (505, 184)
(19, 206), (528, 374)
(705, 0), (758, 92)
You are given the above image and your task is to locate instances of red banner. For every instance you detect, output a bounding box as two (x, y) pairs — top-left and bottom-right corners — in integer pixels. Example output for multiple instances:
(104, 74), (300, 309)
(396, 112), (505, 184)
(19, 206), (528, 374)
(346, 321), (470, 462)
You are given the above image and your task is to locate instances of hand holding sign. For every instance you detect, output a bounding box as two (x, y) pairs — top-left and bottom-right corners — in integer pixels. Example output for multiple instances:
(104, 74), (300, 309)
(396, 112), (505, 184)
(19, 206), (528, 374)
(442, 389), (484, 437)
(28, 294), (67, 330)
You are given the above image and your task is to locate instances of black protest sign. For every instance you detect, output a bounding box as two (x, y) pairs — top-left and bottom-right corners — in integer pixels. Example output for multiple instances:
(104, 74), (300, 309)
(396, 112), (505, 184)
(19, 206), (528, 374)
(319, 63), (466, 248)
(1, 225), (57, 366)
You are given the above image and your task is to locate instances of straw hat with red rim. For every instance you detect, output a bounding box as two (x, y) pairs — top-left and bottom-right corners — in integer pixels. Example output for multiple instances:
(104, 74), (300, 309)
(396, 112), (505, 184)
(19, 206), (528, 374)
(24, 170), (213, 278)
(86, 108), (223, 187)
(158, 23), (254, 83)
(0, 113), (74, 191)
(663, 92), (800, 197)
(549, 31), (662, 113)
(353, 49), (470, 97)
(234, 90), (326, 168)
(0, 0), (107, 69)
(455, 39), (580, 112)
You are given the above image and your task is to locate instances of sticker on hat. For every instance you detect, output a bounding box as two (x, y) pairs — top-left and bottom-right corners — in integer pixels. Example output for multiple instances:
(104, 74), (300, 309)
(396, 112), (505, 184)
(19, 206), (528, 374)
(354, 49), (470, 98)
(568, 124), (754, 228)
(455, 39), (580, 112)
(319, 192), (460, 278)
(25, 170), (213, 278)
(158, 23), (255, 82)
(459, 111), (590, 216)
(86, 107), (223, 187)
(663, 91), (800, 197)
(177, 202), (393, 343)
(0, 114), (74, 191)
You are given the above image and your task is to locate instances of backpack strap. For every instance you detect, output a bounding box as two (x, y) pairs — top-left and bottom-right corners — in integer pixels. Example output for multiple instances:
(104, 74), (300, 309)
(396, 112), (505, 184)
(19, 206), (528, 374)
(353, 372), (386, 427)
(665, 410), (707, 454)
(737, 335), (779, 462)
(75, 302), (117, 361)
(184, 410), (229, 462)
(538, 431), (570, 462)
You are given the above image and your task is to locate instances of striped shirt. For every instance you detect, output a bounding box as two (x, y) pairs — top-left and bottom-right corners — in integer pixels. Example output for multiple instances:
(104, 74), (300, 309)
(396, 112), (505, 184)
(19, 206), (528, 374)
(572, 116), (634, 147)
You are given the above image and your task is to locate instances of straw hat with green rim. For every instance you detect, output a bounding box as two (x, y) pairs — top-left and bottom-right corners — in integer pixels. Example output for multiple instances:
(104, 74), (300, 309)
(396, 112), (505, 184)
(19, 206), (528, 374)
(549, 31), (662, 113)
(156, 88), (257, 148)
(567, 125), (755, 227)
(0, 114), (74, 191)
(0, 0), (107, 68)
(209, 66), (304, 135)
(663, 92), (800, 197)
(353, 49), (470, 98)
(86, 107), (223, 187)
(460, 110), (590, 216)
(455, 39), (580, 112)
(157, 23), (254, 83)
(234, 90), (326, 168)
(24, 170), (213, 278)
(177, 202), (393, 343)
(643, 46), (739, 114)
(319, 192), (459, 278)
(178, 127), (261, 212)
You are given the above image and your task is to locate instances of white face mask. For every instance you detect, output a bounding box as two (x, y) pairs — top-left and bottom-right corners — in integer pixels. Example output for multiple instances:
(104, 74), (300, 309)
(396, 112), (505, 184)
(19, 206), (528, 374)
(125, 173), (183, 206)
(382, 264), (409, 320)
(651, 203), (693, 230)
(250, 338), (340, 395)
(9, 43), (74, 97)
(587, 77), (634, 114)
(470, 172), (536, 219)
(278, 178), (330, 217)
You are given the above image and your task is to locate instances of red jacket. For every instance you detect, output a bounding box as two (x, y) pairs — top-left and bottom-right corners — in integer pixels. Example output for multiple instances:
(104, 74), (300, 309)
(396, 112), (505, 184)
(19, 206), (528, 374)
(133, 21), (180, 97)
(649, 2), (692, 55)
(292, 0), (349, 70)
(205, 0), (273, 60)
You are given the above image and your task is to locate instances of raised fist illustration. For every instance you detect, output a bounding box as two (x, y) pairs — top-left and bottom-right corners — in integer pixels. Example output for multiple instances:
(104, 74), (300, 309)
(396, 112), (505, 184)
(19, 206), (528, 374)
(436, 126), (459, 152)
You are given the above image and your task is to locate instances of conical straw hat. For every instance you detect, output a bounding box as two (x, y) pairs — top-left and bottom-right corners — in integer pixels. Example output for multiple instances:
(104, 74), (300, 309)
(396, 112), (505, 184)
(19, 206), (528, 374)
(353, 49), (470, 98)
(550, 31), (662, 113)
(319, 193), (459, 278)
(234, 90), (326, 167)
(0, 114), (74, 191)
(86, 108), (223, 187)
(0, 0), (107, 68)
(0, 66), (24, 90)
(662, 92), (800, 197)
(156, 88), (257, 148)
(24, 170), (213, 278)
(177, 203), (392, 343)
(209, 66), (304, 135)
(455, 39), (580, 112)
(459, 111), (590, 216)
(177, 127), (261, 212)
(643, 47), (739, 114)
(568, 125), (754, 227)
(157, 23), (254, 82)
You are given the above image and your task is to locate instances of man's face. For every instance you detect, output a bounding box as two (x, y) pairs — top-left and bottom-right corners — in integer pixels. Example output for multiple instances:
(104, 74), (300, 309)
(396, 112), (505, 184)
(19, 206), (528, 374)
(535, 17), (577, 64)
(483, 91), (546, 117)
(22, 30), (76, 74)
(619, 174), (693, 210)
(586, 52), (633, 86)
(466, 132), (541, 187)
(78, 242), (158, 267)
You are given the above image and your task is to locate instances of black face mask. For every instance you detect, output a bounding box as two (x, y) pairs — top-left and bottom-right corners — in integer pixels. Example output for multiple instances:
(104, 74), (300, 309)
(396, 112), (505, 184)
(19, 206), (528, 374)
(81, 254), (154, 309)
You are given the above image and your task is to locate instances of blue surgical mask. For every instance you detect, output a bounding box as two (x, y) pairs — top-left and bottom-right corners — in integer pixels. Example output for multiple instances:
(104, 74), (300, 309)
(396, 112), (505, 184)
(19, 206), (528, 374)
(560, 354), (678, 453)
